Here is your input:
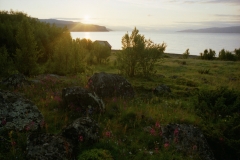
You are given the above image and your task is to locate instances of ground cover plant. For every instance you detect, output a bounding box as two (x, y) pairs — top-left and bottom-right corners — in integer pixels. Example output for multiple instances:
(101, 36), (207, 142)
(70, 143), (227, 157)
(1, 56), (240, 159)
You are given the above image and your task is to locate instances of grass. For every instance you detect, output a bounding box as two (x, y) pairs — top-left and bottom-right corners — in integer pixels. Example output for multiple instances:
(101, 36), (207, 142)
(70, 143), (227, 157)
(1, 55), (240, 159)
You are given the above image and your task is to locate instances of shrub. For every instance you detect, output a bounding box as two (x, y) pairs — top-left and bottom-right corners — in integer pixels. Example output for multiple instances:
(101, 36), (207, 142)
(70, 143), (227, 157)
(200, 49), (216, 60)
(116, 27), (166, 77)
(182, 49), (190, 59)
(234, 48), (240, 60)
(195, 87), (240, 159)
(218, 49), (236, 61)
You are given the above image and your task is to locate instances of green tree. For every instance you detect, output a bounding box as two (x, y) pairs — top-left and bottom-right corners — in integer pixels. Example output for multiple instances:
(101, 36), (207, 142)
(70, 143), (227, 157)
(182, 48), (190, 59)
(117, 27), (166, 77)
(200, 49), (216, 60)
(92, 42), (111, 64)
(15, 18), (40, 76)
(234, 48), (240, 60)
(0, 46), (14, 76)
(48, 31), (73, 75)
(219, 49), (236, 61)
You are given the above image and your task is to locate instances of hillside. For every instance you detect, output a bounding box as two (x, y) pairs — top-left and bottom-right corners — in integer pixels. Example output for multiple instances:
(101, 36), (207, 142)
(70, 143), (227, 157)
(39, 19), (109, 32)
(178, 26), (240, 33)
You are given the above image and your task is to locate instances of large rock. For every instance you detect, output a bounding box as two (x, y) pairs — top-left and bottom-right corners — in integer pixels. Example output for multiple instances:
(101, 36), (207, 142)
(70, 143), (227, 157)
(87, 72), (134, 99)
(26, 132), (73, 160)
(1, 74), (30, 89)
(153, 84), (171, 96)
(161, 124), (215, 160)
(0, 90), (43, 132)
(62, 86), (105, 116)
(62, 117), (100, 145)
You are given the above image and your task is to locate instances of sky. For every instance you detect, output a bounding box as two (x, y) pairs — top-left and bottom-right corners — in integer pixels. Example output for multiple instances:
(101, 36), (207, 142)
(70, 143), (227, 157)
(0, 0), (240, 32)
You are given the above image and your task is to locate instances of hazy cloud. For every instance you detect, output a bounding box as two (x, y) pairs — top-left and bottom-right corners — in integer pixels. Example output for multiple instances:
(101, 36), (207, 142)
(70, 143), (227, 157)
(168, 0), (240, 5)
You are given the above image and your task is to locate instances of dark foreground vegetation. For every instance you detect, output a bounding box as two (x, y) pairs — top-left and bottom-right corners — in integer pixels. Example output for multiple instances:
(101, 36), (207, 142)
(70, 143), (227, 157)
(1, 10), (240, 160)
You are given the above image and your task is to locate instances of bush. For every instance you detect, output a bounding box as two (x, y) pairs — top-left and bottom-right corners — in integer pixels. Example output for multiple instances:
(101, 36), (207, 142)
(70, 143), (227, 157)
(218, 49), (236, 61)
(182, 49), (190, 59)
(200, 49), (216, 60)
(0, 46), (15, 76)
(195, 87), (240, 159)
(116, 27), (166, 77)
(78, 149), (113, 160)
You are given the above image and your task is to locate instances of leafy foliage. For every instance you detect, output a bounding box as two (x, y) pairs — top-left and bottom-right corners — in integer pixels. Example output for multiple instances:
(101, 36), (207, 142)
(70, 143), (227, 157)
(195, 87), (240, 159)
(218, 49), (236, 61)
(200, 49), (216, 60)
(182, 49), (190, 59)
(117, 27), (166, 77)
(0, 46), (14, 76)
(15, 18), (41, 76)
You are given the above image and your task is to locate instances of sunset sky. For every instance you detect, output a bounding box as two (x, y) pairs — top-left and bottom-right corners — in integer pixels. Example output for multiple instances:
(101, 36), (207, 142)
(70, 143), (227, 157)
(0, 0), (240, 31)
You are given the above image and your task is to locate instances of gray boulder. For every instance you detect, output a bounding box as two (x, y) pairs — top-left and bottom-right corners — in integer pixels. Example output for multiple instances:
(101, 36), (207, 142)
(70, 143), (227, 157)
(62, 117), (100, 145)
(26, 132), (73, 160)
(0, 90), (43, 132)
(62, 86), (105, 116)
(1, 74), (30, 89)
(162, 124), (215, 160)
(87, 72), (134, 99)
(153, 84), (171, 96)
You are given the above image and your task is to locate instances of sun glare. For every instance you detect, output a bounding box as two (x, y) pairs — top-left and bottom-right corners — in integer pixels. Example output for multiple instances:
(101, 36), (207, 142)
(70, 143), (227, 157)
(83, 15), (90, 23)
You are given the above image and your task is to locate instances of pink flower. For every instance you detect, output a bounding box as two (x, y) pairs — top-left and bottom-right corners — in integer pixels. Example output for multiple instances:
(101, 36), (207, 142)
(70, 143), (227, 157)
(54, 96), (62, 102)
(174, 127), (179, 136)
(150, 128), (156, 136)
(155, 121), (160, 128)
(105, 131), (111, 138)
(79, 136), (83, 142)
(11, 141), (16, 147)
(155, 147), (159, 153)
(164, 142), (169, 149)
(192, 145), (197, 150)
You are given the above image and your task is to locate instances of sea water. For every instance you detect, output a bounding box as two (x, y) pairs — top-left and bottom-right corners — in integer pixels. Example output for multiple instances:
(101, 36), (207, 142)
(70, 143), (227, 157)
(71, 31), (240, 55)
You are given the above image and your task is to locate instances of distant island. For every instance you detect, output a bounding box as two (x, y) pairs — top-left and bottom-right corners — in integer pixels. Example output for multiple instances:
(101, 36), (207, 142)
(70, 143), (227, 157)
(178, 26), (240, 33)
(39, 19), (110, 32)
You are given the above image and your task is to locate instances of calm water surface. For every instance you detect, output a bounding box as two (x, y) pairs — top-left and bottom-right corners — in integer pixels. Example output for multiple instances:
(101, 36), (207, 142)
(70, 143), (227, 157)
(71, 31), (240, 55)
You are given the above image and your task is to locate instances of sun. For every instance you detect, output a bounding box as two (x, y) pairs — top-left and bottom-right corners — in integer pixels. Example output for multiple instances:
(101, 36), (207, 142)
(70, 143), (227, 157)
(83, 15), (90, 23)
(84, 15), (89, 21)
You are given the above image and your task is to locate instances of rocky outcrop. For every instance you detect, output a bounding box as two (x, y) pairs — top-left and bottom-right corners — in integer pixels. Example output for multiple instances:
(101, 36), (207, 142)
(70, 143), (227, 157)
(62, 117), (100, 145)
(26, 132), (73, 160)
(0, 90), (43, 132)
(87, 72), (134, 99)
(153, 84), (171, 96)
(62, 86), (105, 116)
(161, 124), (215, 160)
(1, 74), (30, 89)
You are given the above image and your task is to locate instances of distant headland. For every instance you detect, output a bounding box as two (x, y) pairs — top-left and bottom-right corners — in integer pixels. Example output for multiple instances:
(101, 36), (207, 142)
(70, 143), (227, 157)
(178, 26), (240, 33)
(39, 19), (110, 32)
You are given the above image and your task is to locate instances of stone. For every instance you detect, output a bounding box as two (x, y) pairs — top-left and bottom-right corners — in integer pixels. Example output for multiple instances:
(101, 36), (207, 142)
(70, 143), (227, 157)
(1, 74), (30, 89)
(161, 124), (215, 160)
(26, 132), (73, 160)
(153, 84), (171, 96)
(62, 86), (105, 116)
(0, 90), (43, 132)
(87, 72), (134, 99)
(62, 117), (100, 146)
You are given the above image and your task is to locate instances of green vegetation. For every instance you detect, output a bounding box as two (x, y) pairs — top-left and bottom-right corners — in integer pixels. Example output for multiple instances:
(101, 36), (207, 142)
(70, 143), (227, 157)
(116, 27), (166, 77)
(200, 49), (216, 60)
(182, 49), (190, 59)
(1, 10), (240, 160)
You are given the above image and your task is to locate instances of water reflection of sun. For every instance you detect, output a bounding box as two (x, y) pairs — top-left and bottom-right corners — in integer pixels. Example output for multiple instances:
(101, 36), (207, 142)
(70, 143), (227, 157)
(84, 32), (90, 39)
